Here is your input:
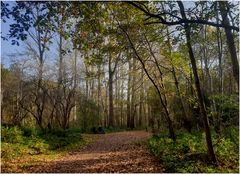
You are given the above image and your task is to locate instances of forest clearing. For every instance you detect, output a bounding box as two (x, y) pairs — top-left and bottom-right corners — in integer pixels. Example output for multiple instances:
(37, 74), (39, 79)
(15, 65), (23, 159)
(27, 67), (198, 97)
(1, 1), (239, 173)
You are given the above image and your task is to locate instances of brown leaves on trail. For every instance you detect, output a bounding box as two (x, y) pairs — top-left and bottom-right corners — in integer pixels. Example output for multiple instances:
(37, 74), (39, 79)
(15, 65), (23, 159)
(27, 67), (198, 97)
(25, 131), (164, 173)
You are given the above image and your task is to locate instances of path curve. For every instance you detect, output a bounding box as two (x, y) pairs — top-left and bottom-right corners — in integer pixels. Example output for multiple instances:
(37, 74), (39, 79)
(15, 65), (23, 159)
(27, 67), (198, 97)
(28, 131), (164, 173)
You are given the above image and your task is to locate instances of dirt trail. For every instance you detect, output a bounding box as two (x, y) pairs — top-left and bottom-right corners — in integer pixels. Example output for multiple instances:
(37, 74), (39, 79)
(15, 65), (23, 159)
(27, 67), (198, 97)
(28, 131), (164, 173)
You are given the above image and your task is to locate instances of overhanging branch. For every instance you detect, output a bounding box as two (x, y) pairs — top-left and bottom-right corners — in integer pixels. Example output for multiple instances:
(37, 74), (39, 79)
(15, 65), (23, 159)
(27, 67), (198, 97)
(127, 2), (239, 32)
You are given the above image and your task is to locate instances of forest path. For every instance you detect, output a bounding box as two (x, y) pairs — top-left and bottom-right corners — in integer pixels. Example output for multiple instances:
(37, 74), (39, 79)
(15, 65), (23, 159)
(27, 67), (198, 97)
(28, 131), (164, 173)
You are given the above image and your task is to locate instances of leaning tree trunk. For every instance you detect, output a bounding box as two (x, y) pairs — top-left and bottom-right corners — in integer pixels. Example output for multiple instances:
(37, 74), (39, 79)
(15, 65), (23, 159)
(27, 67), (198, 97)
(178, 1), (216, 163)
(143, 32), (176, 140)
(121, 26), (176, 141)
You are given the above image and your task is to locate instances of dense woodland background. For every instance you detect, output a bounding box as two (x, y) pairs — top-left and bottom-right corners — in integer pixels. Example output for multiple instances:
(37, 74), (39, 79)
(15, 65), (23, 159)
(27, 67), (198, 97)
(1, 1), (239, 173)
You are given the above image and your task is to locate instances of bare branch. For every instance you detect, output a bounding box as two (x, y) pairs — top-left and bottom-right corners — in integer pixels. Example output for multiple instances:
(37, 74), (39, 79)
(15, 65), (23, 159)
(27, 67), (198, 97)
(127, 1), (239, 31)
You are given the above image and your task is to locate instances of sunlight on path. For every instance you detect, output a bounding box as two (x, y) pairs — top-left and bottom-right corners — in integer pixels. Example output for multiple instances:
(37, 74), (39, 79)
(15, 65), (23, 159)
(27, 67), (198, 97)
(27, 131), (164, 173)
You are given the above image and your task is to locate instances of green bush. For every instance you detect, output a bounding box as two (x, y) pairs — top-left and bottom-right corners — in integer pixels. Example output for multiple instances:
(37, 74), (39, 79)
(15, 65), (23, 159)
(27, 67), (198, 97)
(39, 128), (83, 150)
(148, 130), (239, 173)
(222, 126), (239, 146)
(21, 127), (35, 137)
(27, 137), (49, 154)
(1, 126), (85, 160)
(1, 126), (24, 143)
(209, 94), (238, 123)
(48, 128), (67, 137)
(104, 126), (124, 133)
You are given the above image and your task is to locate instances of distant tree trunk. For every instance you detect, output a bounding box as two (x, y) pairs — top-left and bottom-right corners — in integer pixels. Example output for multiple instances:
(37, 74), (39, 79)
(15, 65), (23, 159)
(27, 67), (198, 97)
(120, 67), (124, 127)
(115, 67), (120, 127)
(58, 34), (63, 86)
(146, 102), (151, 129)
(216, 10), (224, 94)
(216, 10), (223, 134)
(35, 22), (46, 130)
(139, 68), (144, 127)
(108, 54), (114, 127)
(89, 65), (94, 99)
(121, 27), (176, 140)
(165, 29), (192, 133)
(127, 57), (132, 128)
(130, 57), (136, 129)
(97, 64), (101, 125)
(72, 49), (78, 122)
(172, 65), (192, 132)
(104, 83), (108, 127)
(14, 67), (24, 126)
(178, 1), (216, 163)
(85, 64), (89, 100)
(56, 29), (63, 128)
(201, 26), (212, 96)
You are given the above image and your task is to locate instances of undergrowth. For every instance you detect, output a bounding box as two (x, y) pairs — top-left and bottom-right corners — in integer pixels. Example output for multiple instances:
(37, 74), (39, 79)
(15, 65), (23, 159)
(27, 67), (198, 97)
(1, 126), (88, 172)
(148, 127), (239, 173)
(104, 127), (126, 133)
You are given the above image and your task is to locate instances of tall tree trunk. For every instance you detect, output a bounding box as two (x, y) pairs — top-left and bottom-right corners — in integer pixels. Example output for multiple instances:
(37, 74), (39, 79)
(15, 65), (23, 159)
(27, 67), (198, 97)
(120, 67), (124, 127)
(216, 11), (223, 134)
(89, 65), (95, 99)
(35, 21), (45, 130)
(139, 68), (144, 127)
(108, 54), (114, 127)
(85, 64), (89, 100)
(115, 67), (120, 127)
(72, 49), (77, 121)
(127, 58), (132, 128)
(97, 64), (101, 125)
(202, 26), (212, 96)
(219, 1), (239, 87)
(216, 13), (224, 94)
(58, 34), (63, 86)
(178, 1), (216, 163)
(130, 57), (136, 129)
(57, 30), (63, 128)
